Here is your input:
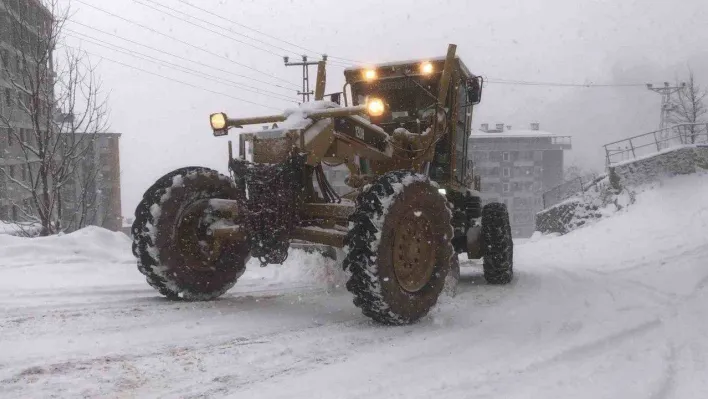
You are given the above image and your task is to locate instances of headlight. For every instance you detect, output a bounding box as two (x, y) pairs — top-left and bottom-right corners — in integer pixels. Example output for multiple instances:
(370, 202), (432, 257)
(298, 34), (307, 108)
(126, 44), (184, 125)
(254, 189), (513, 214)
(421, 62), (434, 75)
(366, 97), (385, 117)
(438, 188), (447, 195)
(210, 112), (227, 130)
(363, 69), (377, 81)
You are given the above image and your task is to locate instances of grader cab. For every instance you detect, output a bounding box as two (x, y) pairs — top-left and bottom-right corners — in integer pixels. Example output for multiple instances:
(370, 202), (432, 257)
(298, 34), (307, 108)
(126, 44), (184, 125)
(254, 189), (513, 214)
(131, 44), (514, 325)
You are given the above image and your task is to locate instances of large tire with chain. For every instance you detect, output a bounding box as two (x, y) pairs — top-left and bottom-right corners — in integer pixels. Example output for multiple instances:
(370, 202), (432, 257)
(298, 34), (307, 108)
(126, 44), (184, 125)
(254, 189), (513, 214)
(131, 167), (250, 300)
(343, 171), (454, 325)
(481, 203), (514, 285)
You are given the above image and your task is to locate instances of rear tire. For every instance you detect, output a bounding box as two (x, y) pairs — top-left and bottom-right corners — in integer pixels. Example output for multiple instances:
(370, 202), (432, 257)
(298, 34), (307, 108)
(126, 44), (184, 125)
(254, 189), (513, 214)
(131, 167), (250, 300)
(481, 203), (514, 285)
(343, 171), (454, 325)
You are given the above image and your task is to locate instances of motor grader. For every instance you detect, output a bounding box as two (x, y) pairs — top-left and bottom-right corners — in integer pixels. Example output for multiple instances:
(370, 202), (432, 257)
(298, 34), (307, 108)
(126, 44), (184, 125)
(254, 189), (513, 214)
(131, 44), (513, 325)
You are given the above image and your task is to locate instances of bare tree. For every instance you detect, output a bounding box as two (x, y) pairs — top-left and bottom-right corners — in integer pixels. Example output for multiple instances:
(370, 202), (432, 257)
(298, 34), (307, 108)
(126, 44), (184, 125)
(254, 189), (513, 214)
(669, 68), (707, 144)
(0, 0), (109, 235)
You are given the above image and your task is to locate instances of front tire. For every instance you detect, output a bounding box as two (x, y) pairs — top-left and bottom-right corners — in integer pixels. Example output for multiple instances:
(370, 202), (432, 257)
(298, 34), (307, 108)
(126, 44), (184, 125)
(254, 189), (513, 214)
(481, 203), (514, 285)
(131, 167), (250, 300)
(343, 171), (454, 325)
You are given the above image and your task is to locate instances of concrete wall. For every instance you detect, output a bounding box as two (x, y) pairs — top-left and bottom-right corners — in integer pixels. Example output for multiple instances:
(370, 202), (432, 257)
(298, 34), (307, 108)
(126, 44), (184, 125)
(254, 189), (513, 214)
(535, 199), (601, 235)
(536, 145), (708, 235)
(608, 145), (708, 190)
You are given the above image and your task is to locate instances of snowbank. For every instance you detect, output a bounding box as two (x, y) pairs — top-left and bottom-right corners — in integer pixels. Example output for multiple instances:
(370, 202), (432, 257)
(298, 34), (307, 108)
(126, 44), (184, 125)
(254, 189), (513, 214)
(524, 170), (708, 277)
(0, 225), (342, 291)
(0, 226), (133, 268)
(0, 221), (42, 237)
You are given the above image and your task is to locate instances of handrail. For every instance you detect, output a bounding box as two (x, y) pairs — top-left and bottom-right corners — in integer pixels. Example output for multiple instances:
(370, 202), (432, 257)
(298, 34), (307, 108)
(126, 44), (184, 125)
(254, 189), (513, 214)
(603, 123), (708, 166)
(603, 123), (708, 146)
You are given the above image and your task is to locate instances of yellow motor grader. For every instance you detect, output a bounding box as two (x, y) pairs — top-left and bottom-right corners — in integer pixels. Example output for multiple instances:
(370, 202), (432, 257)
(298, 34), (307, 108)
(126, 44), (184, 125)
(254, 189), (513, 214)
(131, 44), (513, 325)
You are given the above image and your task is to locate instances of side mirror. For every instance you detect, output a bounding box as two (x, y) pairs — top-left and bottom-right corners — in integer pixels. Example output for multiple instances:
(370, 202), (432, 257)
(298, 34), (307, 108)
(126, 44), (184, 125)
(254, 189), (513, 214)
(466, 76), (483, 105)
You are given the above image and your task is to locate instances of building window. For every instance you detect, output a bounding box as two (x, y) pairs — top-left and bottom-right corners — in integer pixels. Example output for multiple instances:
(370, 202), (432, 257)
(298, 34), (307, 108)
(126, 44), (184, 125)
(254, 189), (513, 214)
(502, 152), (510, 161)
(4, 88), (12, 107)
(20, 164), (26, 181)
(9, 165), (15, 179)
(7, 128), (12, 146)
(503, 183), (510, 193)
(503, 167), (510, 177)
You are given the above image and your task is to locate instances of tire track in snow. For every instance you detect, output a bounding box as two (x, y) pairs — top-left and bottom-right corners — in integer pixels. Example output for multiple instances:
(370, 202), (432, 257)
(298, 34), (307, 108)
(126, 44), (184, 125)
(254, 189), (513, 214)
(648, 343), (677, 399)
(521, 318), (663, 373)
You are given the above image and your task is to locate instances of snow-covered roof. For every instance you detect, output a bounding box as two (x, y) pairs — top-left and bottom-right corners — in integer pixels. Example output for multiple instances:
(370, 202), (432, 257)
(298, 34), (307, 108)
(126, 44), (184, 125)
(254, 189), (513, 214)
(470, 129), (558, 138)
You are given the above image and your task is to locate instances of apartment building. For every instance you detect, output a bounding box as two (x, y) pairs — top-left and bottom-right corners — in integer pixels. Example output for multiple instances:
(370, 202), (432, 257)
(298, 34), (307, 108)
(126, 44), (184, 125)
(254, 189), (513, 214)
(58, 132), (123, 232)
(470, 123), (572, 237)
(0, 0), (53, 221)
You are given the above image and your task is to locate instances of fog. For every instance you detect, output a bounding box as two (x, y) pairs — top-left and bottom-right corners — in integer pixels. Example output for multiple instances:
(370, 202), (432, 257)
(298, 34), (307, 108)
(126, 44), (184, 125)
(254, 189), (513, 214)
(61, 0), (708, 217)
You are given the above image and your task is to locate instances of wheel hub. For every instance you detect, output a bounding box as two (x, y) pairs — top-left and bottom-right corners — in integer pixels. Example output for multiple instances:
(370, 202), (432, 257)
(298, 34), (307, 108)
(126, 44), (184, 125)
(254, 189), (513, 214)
(174, 199), (225, 272)
(392, 213), (437, 293)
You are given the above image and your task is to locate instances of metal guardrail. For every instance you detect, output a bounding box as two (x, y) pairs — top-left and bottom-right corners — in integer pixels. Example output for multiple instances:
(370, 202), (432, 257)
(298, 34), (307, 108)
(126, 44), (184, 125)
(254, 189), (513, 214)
(603, 123), (708, 166)
(541, 174), (608, 209)
(542, 177), (583, 208)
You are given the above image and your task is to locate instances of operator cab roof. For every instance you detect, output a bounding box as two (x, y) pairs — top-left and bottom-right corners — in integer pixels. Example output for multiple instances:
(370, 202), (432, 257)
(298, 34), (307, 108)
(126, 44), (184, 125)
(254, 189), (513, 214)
(343, 55), (475, 84)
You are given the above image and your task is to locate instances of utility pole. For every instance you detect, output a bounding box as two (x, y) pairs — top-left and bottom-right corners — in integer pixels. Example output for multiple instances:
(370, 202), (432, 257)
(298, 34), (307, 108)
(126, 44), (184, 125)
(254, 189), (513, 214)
(284, 54), (327, 103)
(646, 81), (686, 149)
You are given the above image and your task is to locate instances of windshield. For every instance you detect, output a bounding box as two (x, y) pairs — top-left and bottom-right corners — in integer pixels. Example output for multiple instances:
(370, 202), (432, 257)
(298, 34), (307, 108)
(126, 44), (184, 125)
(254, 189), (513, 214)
(352, 77), (439, 131)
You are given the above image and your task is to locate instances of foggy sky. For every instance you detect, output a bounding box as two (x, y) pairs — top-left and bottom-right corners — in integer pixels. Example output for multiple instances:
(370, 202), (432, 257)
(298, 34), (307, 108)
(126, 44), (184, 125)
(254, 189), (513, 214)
(61, 0), (708, 218)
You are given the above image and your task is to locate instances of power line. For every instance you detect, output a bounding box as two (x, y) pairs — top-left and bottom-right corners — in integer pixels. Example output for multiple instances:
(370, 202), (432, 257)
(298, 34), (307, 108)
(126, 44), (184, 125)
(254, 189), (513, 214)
(66, 20), (295, 96)
(73, 0), (301, 90)
(486, 78), (646, 88)
(68, 47), (282, 111)
(174, 0), (361, 66)
(65, 30), (298, 104)
(133, 0), (348, 69)
(136, 0), (350, 69)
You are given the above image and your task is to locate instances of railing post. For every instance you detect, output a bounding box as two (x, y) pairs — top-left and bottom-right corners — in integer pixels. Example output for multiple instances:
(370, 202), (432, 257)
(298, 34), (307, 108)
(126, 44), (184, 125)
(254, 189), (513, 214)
(629, 138), (636, 158)
(604, 145), (610, 166)
(653, 131), (660, 152)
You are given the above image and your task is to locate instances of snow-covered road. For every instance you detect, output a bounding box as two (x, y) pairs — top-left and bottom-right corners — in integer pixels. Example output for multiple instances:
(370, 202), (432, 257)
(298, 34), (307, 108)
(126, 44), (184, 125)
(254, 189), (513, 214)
(1, 172), (707, 398)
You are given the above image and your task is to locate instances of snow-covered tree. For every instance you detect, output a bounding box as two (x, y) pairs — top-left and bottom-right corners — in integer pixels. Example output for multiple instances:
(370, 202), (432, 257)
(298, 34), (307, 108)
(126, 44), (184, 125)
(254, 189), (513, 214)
(0, 0), (109, 235)
(669, 68), (707, 144)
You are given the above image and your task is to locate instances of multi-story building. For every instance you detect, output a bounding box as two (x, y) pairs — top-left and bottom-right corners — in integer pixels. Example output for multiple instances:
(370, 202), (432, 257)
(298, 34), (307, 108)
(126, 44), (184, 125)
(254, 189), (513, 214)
(1, 0), (122, 232)
(58, 132), (123, 232)
(0, 0), (53, 222)
(470, 123), (572, 237)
